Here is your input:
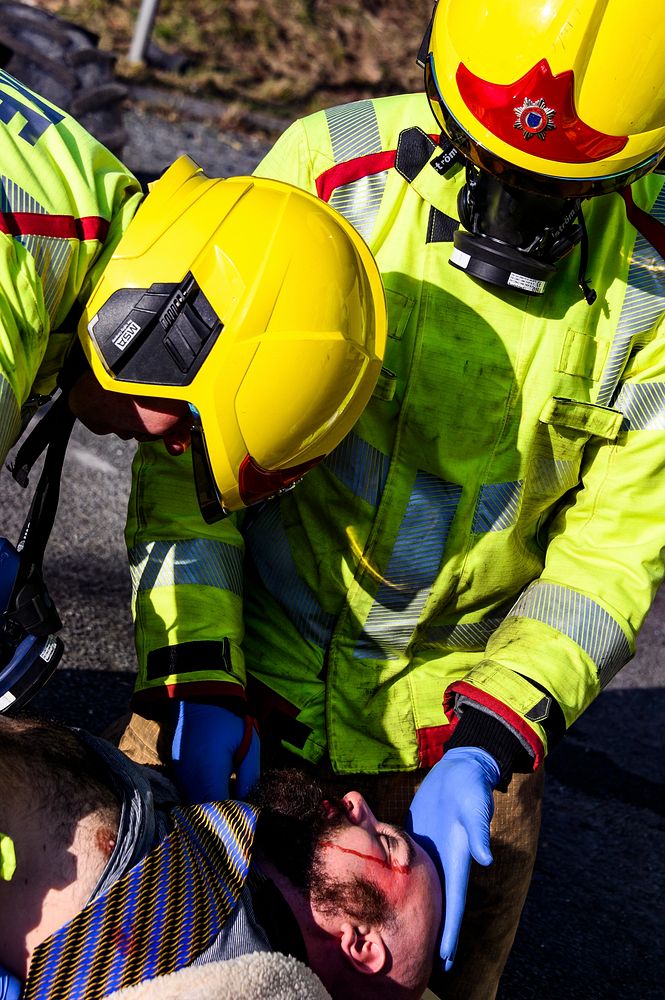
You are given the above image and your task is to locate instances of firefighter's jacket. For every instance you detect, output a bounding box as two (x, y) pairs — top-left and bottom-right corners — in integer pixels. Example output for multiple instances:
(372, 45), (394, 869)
(127, 93), (665, 774)
(0, 70), (142, 462)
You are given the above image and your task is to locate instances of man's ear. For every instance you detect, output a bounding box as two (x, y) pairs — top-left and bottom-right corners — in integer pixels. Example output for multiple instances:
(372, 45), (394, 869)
(339, 921), (387, 974)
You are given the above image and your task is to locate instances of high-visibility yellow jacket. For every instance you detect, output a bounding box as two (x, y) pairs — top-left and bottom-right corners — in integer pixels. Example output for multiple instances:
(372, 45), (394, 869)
(0, 69), (141, 463)
(128, 93), (665, 775)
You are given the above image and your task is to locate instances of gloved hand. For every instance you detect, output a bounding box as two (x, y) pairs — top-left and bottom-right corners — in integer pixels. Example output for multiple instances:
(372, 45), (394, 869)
(407, 746), (501, 972)
(171, 701), (260, 803)
(0, 966), (21, 1000)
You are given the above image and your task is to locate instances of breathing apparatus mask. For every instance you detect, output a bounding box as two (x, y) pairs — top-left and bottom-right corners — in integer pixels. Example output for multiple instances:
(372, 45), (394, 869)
(451, 161), (594, 301)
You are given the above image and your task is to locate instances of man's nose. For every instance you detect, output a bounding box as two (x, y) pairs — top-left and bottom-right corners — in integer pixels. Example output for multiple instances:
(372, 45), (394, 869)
(343, 791), (377, 828)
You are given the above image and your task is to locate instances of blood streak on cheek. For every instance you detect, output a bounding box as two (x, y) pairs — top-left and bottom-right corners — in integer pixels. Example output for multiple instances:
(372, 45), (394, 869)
(320, 840), (411, 875)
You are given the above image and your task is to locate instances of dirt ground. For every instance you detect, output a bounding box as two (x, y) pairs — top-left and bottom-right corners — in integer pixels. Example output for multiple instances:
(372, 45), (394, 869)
(35, 0), (434, 118)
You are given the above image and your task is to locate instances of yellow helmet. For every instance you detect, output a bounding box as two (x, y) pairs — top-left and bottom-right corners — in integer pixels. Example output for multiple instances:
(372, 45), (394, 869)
(424, 0), (665, 197)
(78, 157), (387, 520)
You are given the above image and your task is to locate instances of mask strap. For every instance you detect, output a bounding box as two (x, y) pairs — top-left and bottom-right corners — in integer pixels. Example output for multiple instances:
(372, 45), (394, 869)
(576, 208), (597, 306)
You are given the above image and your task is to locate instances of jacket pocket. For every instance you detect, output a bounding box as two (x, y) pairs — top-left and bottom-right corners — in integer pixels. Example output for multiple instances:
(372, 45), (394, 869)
(522, 397), (623, 550)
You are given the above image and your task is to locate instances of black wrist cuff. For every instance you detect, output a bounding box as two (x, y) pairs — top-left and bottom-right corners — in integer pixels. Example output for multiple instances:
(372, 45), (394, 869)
(446, 708), (531, 789)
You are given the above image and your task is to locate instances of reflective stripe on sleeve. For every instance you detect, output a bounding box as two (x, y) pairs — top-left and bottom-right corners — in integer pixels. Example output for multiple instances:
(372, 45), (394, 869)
(324, 431), (390, 506)
(0, 373), (21, 463)
(507, 581), (631, 687)
(128, 538), (243, 596)
(419, 616), (508, 652)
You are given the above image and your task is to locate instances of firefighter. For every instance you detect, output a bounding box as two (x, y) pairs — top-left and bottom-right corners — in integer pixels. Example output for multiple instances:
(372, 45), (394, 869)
(0, 69), (386, 731)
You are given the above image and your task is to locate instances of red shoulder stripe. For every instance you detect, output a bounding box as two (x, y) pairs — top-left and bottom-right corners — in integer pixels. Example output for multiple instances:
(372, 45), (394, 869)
(316, 150), (397, 202)
(315, 131), (441, 202)
(0, 211), (109, 241)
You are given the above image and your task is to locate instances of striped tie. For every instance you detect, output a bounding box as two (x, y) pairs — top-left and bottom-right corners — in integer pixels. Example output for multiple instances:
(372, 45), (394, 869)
(24, 799), (258, 1000)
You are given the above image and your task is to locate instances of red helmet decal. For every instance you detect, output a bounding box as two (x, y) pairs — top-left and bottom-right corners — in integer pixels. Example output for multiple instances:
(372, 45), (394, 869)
(457, 58), (627, 163)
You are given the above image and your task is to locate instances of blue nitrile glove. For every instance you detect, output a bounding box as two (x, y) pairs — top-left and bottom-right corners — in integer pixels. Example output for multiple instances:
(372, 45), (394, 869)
(407, 746), (501, 972)
(0, 966), (21, 1000)
(171, 701), (260, 803)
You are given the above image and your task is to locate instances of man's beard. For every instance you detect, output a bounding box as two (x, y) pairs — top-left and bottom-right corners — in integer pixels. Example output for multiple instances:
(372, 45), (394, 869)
(247, 768), (392, 928)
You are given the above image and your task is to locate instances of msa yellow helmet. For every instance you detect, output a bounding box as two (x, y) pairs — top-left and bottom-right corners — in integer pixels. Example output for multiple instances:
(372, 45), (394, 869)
(424, 0), (665, 197)
(78, 157), (387, 520)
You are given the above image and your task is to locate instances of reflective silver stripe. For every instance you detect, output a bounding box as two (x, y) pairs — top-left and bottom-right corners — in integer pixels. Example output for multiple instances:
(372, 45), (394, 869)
(1, 175), (47, 214)
(328, 171), (386, 241)
(1, 176), (71, 321)
(508, 581), (631, 687)
(355, 473), (462, 660)
(18, 234), (71, 321)
(329, 171), (389, 242)
(245, 501), (335, 648)
(614, 381), (665, 430)
(472, 480), (524, 532)
(324, 431), (389, 506)
(325, 100), (382, 163)
(597, 185), (665, 406)
(530, 456), (579, 495)
(325, 100), (388, 240)
(419, 616), (507, 651)
(0, 372), (20, 462)
(129, 538), (243, 596)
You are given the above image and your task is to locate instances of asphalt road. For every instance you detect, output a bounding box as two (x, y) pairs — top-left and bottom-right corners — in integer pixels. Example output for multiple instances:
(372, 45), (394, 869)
(1, 93), (663, 999)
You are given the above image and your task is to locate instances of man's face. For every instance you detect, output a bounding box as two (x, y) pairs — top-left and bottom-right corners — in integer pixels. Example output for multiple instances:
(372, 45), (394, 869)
(315, 791), (443, 990)
(68, 371), (192, 455)
(250, 770), (443, 994)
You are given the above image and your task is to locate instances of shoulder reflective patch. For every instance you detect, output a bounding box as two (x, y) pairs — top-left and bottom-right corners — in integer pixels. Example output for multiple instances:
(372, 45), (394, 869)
(597, 184), (665, 406)
(324, 100), (388, 240)
(1, 175), (93, 322)
(128, 538), (243, 596)
(244, 500), (335, 649)
(329, 171), (388, 241)
(613, 381), (665, 430)
(325, 99), (382, 163)
(354, 473), (462, 660)
(472, 480), (524, 533)
(18, 234), (72, 321)
(508, 581), (631, 687)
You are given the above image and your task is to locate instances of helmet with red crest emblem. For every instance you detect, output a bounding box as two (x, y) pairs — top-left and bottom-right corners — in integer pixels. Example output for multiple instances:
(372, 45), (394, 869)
(424, 0), (665, 198)
(419, 0), (665, 300)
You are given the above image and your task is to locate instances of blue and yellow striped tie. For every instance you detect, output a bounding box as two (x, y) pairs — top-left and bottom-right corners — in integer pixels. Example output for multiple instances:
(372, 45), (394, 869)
(24, 799), (258, 1000)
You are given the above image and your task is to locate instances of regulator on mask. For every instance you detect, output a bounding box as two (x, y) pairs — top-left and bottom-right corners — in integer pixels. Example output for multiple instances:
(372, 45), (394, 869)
(451, 162), (596, 303)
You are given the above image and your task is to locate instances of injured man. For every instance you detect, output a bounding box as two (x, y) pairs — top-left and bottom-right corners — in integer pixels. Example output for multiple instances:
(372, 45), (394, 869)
(0, 716), (442, 1000)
